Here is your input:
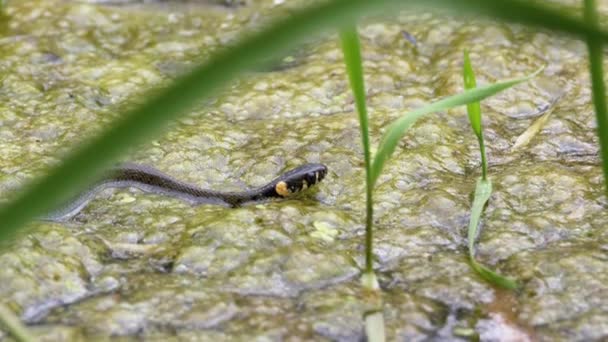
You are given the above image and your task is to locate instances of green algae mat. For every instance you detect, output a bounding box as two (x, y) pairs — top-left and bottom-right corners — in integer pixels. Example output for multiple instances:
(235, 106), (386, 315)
(0, 1), (607, 340)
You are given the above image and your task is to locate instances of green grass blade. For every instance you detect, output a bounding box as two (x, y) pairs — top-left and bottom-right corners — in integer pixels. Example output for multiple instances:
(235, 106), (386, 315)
(463, 50), (482, 136)
(340, 30), (386, 342)
(462, 50), (487, 180)
(462, 51), (515, 289)
(468, 179), (518, 290)
(370, 67), (542, 187)
(584, 0), (608, 197)
(470, 261), (518, 290)
(467, 179), (492, 255)
(340, 26), (376, 277)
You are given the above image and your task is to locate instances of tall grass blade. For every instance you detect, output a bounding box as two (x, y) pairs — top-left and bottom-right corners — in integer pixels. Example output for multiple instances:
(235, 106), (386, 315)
(584, 0), (608, 196)
(371, 67), (542, 187)
(463, 51), (482, 136)
(463, 51), (517, 290)
(340, 26), (385, 342)
(340, 27), (375, 277)
(463, 50), (487, 180)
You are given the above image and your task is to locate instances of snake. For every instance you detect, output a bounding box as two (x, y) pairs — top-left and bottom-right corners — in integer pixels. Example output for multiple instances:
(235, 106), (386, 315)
(44, 163), (328, 222)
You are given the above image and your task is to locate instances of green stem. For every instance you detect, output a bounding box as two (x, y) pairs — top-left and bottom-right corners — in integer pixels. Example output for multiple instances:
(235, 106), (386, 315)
(365, 175), (374, 274)
(339, 28), (374, 275)
(584, 0), (608, 195)
(478, 134), (487, 181)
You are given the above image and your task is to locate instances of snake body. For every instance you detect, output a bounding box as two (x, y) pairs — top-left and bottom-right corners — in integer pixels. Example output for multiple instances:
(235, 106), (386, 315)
(45, 163), (327, 221)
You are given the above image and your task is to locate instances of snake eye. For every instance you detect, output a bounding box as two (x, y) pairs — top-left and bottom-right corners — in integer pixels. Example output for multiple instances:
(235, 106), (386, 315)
(306, 172), (317, 184)
(289, 184), (300, 193)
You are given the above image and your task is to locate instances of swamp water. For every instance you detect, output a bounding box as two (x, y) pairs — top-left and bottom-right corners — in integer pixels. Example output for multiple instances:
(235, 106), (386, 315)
(0, 0), (606, 340)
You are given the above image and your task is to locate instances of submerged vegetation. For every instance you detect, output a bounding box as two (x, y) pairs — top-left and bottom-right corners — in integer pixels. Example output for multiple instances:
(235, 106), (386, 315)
(0, 0), (607, 340)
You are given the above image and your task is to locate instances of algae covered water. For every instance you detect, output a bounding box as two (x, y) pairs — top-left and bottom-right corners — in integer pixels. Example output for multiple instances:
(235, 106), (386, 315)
(0, 1), (605, 340)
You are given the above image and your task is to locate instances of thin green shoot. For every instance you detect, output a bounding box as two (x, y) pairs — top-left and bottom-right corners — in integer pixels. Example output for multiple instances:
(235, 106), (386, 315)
(340, 27), (375, 277)
(463, 50), (487, 180)
(584, 0), (608, 197)
(371, 66), (543, 188)
(340, 26), (385, 342)
(0, 303), (35, 342)
(463, 51), (518, 290)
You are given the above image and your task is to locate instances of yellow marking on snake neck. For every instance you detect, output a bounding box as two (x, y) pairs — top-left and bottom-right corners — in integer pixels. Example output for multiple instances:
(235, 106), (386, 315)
(301, 179), (308, 191)
(275, 181), (290, 197)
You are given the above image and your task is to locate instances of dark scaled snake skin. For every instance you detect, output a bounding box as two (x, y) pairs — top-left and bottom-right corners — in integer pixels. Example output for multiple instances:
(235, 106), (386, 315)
(44, 163), (328, 222)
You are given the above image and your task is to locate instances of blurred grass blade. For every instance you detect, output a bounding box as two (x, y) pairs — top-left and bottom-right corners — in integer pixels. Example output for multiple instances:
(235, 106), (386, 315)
(371, 67), (542, 187)
(463, 50), (487, 180)
(340, 26), (376, 277)
(584, 0), (608, 196)
(0, 303), (35, 342)
(467, 179), (518, 290)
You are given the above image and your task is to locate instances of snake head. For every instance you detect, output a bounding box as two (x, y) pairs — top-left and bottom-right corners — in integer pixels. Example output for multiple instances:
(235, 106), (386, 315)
(274, 163), (327, 197)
